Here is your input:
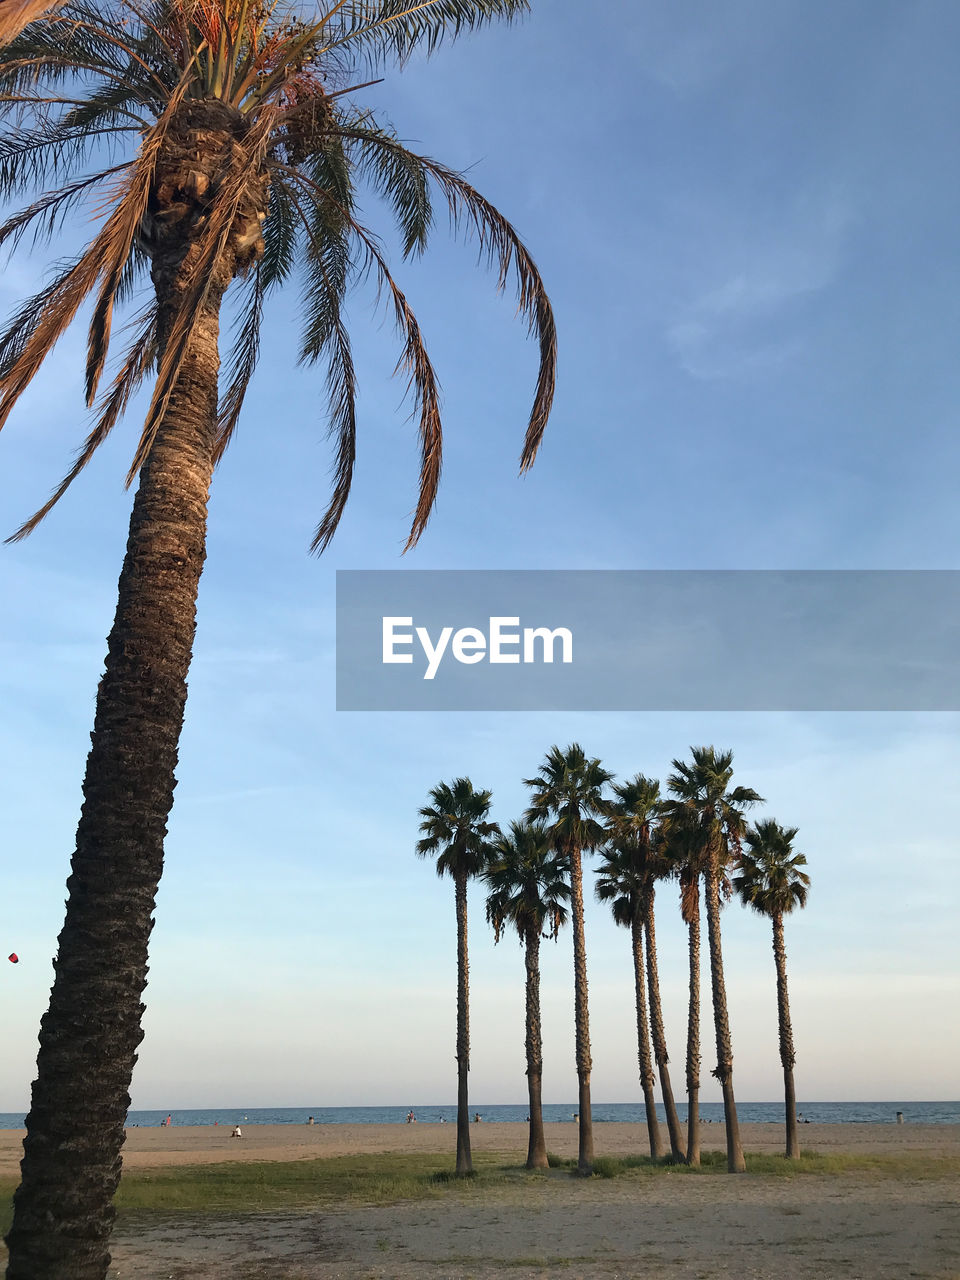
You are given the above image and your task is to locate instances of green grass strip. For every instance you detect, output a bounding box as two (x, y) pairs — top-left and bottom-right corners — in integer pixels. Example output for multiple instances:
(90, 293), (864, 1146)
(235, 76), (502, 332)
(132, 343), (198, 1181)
(2, 1146), (959, 1239)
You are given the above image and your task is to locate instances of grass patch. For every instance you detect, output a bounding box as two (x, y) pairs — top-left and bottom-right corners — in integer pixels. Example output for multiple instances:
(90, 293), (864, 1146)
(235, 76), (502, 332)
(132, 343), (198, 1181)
(2, 1146), (958, 1239)
(114, 1151), (511, 1214)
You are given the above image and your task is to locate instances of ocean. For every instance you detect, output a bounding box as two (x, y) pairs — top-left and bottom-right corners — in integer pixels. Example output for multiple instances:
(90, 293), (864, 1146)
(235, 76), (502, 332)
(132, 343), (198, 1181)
(0, 1101), (957, 1129)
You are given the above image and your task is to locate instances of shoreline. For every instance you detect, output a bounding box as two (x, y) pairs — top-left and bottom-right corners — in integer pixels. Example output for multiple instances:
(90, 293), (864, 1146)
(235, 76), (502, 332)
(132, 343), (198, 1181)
(3, 1120), (959, 1178)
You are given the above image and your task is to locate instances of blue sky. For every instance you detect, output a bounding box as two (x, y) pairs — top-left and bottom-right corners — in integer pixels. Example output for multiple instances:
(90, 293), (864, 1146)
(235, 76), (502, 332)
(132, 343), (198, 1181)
(1, 1), (959, 1111)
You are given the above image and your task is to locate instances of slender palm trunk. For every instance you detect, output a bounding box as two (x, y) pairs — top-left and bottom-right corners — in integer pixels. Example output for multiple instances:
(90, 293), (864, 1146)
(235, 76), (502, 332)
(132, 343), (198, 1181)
(524, 931), (548, 1170)
(631, 910), (663, 1159)
(772, 912), (799, 1159)
(703, 861), (745, 1173)
(644, 887), (683, 1161)
(454, 869), (473, 1175)
(568, 844), (593, 1173)
(685, 882), (701, 1168)
(5, 105), (264, 1279)
(5, 253), (227, 1280)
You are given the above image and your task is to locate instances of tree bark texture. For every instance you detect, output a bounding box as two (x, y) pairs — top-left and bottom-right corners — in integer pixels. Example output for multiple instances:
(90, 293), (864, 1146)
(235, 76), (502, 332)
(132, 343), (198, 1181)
(5, 102), (267, 1280)
(644, 888), (684, 1161)
(773, 912), (800, 1159)
(631, 911), (663, 1159)
(454, 869), (473, 1175)
(568, 846), (594, 1173)
(524, 931), (548, 1170)
(5, 277), (223, 1280)
(703, 863), (745, 1173)
(685, 886), (701, 1168)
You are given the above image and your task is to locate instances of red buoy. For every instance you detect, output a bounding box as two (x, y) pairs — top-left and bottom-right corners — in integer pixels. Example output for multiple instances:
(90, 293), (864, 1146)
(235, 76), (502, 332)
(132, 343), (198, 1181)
(8, 953), (18, 964)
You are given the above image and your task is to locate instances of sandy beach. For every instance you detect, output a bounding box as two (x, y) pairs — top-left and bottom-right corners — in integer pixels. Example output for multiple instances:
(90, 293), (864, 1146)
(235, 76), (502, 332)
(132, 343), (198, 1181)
(3, 1118), (960, 1177)
(1, 1123), (958, 1278)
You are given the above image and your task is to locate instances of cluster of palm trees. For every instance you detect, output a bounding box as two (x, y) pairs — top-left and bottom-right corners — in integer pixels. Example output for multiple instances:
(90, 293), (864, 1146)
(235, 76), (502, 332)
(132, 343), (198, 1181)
(417, 744), (811, 1177)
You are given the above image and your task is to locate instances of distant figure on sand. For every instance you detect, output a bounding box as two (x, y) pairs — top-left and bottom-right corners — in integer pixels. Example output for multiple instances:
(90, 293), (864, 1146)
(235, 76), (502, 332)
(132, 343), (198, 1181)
(164, 1114), (172, 1127)
(231, 1125), (242, 1138)
(473, 1113), (482, 1123)
(307, 1116), (315, 1125)
(406, 1110), (416, 1124)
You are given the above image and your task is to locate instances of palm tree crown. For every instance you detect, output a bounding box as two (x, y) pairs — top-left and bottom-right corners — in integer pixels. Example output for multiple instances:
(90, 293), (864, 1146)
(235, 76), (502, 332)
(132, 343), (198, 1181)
(596, 774), (665, 923)
(485, 819), (569, 945)
(663, 746), (763, 874)
(0, 0), (555, 550)
(524, 743), (612, 846)
(416, 775), (499, 877)
(734, 819), (810, 918)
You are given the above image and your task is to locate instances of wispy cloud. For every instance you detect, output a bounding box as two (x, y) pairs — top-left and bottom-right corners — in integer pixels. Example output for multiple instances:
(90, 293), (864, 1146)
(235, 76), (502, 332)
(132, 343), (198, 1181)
(667, 190), (855, 379)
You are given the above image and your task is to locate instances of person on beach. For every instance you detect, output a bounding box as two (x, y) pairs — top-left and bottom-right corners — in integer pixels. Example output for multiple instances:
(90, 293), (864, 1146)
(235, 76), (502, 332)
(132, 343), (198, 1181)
(231, 1125), (242, 1138)
(406, 1110), (416, 1124)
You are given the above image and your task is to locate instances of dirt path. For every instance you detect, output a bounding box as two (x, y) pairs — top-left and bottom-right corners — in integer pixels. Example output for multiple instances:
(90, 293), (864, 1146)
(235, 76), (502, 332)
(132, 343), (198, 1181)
(108, 1172), (960, 1280)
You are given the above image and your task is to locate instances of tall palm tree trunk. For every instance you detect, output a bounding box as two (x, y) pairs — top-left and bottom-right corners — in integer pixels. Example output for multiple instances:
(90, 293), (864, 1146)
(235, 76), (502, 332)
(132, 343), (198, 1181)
(644, 888), (684, 1161)
(5, 250), (228, 1280)
(454, 869), (473, 1175)
(523, 931), (548, 1170)
(685, 884), (701, 1168)
(772, 912), (799, 1159)
(567, 845), (594, 1173)
(703, 862), (746, 1173)
(4, 105), (258, 1278)
(630, 911), (663, 1159)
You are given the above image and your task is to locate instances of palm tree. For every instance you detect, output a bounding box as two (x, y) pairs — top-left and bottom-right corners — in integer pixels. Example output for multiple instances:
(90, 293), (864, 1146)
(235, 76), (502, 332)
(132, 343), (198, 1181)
(484, 819), (569, 1170)
(524, 743), (612, 1174)
(642, 829), (686, 1162)
(734, 819), (810, 1160)
(0, 4), (555, 1274)
(664, 747), (762, 1173)
(417, 776), (499, 1176)
(596, 774), (679, 1161)
(659, 814), (704, 1166)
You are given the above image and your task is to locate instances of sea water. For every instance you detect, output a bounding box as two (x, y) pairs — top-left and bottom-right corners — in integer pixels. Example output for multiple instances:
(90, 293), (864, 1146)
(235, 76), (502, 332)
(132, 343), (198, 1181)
(0, 1100), (958, 1129)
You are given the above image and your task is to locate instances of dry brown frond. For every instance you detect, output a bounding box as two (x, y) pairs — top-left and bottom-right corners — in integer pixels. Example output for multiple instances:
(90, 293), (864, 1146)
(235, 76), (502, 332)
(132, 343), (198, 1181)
(8, 310), (155, 541)
(0, 0), (63, 45)
(680, 871), (700, 925)
(84, 85), (192, 404)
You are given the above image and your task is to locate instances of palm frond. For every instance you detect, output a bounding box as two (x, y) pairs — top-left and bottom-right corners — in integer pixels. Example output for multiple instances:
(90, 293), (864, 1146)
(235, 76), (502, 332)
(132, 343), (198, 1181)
(258, 174), (301, 292)
(8, 307), (155, 540)
(325, 0), (530, 68)
(334, 127), (556, 470)
(214, 264), (264, 460)
(0, 119), (137, 195)
(0, 161), (131, 254)
(338, 110), (430, 257)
